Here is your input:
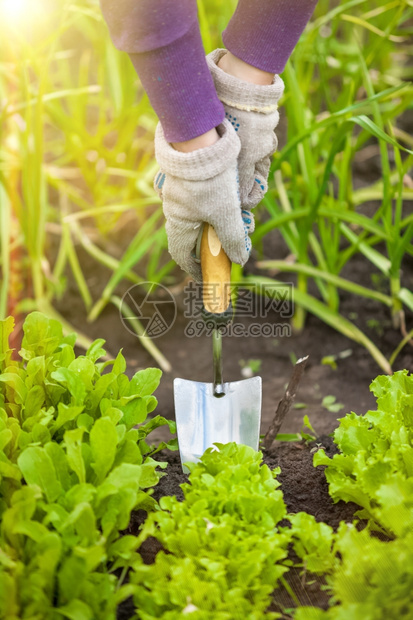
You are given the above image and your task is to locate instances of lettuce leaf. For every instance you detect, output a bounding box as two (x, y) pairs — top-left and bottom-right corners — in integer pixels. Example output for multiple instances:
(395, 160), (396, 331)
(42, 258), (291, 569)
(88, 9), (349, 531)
(314, 370), (413, 538)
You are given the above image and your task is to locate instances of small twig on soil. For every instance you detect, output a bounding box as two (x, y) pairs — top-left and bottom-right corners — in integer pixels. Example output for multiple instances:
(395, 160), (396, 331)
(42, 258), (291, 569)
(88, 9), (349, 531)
(263, 355), (309, 450)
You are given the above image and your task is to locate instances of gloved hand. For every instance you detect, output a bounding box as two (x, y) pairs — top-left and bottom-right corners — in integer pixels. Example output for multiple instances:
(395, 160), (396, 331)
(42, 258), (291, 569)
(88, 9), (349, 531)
(206, 49), (284, 209)
(154, 118), (252, 282)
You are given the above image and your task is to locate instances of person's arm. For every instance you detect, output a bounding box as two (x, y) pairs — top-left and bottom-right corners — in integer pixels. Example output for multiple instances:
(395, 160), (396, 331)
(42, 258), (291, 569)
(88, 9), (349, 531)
(99, 0), (319, 279)
(99, 0), (224, 144)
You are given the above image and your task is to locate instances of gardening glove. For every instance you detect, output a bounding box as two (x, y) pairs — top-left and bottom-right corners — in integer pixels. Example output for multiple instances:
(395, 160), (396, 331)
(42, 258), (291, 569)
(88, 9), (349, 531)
(206, 48), (284, 209)
(154, 118), (252, 282)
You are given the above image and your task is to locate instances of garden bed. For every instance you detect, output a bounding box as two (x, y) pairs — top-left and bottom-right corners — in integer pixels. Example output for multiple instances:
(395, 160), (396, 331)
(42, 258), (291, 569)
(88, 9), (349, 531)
(53, 249), (413, 617)
(1, 306), (412, 617)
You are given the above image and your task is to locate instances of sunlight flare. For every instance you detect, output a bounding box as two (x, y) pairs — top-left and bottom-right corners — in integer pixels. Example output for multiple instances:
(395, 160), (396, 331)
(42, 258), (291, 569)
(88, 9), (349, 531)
(0, 0), (46, 23)
(1, 0), (26, 20)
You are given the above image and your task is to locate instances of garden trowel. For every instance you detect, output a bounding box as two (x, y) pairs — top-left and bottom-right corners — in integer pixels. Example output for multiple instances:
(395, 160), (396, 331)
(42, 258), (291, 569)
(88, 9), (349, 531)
(174, 223), (262, 471)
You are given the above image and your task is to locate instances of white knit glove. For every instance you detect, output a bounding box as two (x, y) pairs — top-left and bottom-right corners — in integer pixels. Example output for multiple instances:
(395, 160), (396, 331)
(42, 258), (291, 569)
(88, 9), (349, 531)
(154, 119), (252, 282)
(206, 49), (284, 209)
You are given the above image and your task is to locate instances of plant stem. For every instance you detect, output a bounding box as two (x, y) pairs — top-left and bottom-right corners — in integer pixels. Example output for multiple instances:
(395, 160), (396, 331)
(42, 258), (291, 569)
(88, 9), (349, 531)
(292, 272), (307, 333)
(257, 260), (392, 307)
(390, 274), (402, 329)
(389, 327), (413, 368)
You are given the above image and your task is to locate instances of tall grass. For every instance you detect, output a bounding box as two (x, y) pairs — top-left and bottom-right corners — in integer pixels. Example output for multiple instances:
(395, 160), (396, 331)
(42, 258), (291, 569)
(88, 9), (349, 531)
(0, 0), (412, 371)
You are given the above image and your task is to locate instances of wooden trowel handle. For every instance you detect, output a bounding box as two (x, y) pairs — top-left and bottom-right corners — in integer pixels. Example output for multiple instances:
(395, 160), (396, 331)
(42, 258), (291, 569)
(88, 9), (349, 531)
(200, 224), (231, 315)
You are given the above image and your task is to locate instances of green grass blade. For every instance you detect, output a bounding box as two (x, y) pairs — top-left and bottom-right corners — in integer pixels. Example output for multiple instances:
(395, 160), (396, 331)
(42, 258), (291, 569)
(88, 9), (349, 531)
(111, 295), (171, 373)
(350, 115), (413, 155)
(256, 260), (392, 307)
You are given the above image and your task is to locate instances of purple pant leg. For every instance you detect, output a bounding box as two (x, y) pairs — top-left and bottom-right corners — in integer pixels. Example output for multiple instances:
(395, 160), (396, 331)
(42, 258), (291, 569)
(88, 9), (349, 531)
(223, 0), (319, 74)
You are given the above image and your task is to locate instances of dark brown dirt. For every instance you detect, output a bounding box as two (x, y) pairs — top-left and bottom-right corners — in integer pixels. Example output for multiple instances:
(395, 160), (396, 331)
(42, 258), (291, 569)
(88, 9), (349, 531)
(264, 436), (358, 528)
(264, 436), (358, 614)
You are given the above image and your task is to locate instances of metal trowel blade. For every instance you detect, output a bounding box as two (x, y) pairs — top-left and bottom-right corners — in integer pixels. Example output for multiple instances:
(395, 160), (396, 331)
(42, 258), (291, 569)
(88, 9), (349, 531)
(174, 376), (262, 470)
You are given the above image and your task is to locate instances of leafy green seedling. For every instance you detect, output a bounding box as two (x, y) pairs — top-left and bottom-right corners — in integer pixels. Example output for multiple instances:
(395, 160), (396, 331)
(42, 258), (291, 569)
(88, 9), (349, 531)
(322, 349), (353, 370)
(295, 526), (413, 620)
(132, 443), (291, 619)
(310, 442), (326, 454)
(301, 414), (317, 441)
(322, 355), (338, 370)
(322, 395), (345, 413)
(315, 370), (413, 539)
(275, 433), (303, 442)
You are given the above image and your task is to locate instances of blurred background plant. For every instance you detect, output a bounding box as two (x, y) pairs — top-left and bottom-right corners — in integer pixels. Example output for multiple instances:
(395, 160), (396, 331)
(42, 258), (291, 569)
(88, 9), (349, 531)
(0, 0), (412, 372)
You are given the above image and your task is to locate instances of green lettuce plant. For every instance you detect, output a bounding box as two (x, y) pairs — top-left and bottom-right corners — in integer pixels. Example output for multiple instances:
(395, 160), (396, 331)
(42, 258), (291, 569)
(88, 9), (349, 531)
(130, 443), (292, 619)
(0, 311), (175, 619)
(294, 524), (413, 620)
(287, 496), (413, 620)
(288, 512), (336, 576)
(4, 314), (413, 619)
(290, 371), (413, 618)
(314, 370), (413, 538)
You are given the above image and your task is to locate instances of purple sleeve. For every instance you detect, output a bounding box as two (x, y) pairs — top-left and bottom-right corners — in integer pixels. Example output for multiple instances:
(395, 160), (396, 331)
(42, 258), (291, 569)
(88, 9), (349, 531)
(100, 1), (318, 143)
(223, 0), (319, 74)
(99, 0), (224, 143)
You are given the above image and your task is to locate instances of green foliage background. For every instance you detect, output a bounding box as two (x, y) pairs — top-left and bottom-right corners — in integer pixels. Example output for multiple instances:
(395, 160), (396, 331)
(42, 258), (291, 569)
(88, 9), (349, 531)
(0, 0), (412, 370)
